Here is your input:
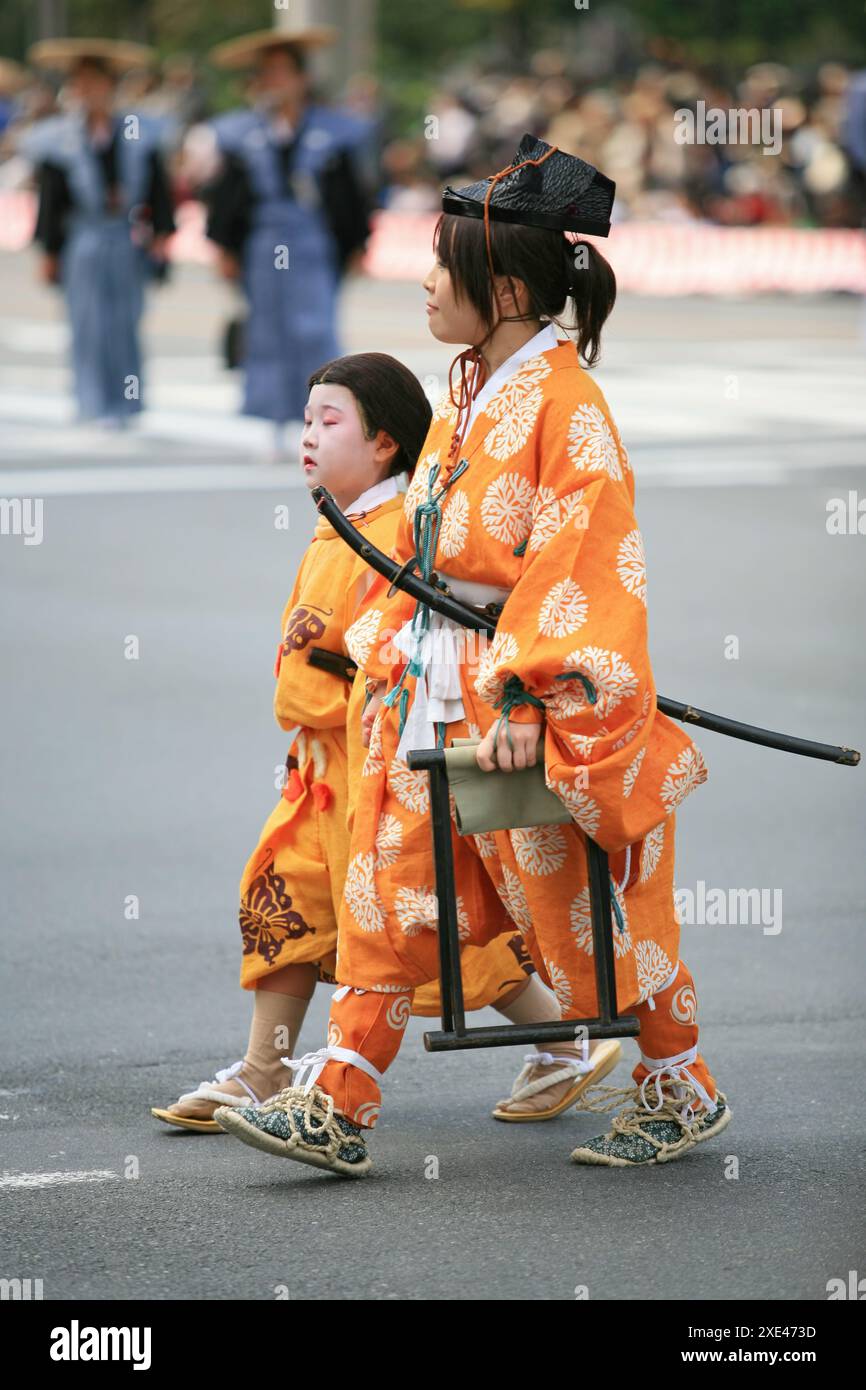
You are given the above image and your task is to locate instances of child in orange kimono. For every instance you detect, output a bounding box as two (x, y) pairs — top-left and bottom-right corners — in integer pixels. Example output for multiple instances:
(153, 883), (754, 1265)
(214, 139), (730, 1175)
(153, 351), (579, 1133)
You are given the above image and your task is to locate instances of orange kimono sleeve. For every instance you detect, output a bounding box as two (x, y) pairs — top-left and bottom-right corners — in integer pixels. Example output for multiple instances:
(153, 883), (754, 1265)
(273, 546), (354, 732)
(473, 391), (707, 853)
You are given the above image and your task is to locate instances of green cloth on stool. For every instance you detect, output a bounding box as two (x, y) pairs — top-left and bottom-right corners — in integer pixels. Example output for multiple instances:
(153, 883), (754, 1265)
(445, 738), (571, 835)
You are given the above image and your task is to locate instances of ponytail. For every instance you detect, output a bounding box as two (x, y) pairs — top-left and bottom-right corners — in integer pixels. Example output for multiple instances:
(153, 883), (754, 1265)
(566, 239), (616, 367)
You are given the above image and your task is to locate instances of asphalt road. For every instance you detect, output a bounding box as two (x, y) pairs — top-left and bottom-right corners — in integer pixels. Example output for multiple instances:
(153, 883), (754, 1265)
(1, 257), (864, 1300)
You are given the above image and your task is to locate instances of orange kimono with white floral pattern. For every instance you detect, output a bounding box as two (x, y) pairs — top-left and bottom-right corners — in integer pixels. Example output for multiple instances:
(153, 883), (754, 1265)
(237, 492), (531, 1014)
(339, 337), (709, 1017)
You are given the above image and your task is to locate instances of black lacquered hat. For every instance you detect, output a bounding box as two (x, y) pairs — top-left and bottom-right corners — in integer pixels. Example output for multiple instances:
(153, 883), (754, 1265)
(442, 133), (615, 237)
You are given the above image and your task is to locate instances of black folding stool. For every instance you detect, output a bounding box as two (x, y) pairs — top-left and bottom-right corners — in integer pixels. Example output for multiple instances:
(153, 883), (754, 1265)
(407, 747), (639, 1053)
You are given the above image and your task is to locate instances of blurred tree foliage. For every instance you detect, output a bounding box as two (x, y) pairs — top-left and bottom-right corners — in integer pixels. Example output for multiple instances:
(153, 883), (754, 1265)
(378, 0), (866, 132)
(0, 0), (272, 52)
(0, 0), (273, 110)
(376, 0), (866, 81)
(2, 0), (864, 121)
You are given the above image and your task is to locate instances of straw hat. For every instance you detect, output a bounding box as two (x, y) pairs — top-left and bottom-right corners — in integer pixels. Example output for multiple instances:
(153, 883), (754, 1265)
(209, 25), (337, 71)
(0, 57), (29, 95)
(28, 38), (156, 75)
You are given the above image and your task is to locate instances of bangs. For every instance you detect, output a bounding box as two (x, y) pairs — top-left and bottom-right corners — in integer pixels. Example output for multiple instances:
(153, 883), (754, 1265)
(433, 212), (495, 323)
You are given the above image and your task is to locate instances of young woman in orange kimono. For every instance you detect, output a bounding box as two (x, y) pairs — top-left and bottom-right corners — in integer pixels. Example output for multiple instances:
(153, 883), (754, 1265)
(152, 351), (575, 1133)
(214, 139), (730, 1174)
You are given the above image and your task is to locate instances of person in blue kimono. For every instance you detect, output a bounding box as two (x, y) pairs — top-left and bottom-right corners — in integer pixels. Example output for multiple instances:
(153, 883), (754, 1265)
(0, 58), (29, 140)
(26, 39), (175, 426)
(204, 26), (373, 440)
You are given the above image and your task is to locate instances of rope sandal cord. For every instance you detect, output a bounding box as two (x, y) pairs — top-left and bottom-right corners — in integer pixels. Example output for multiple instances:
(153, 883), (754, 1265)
(597, 1078), (709, 1161)
(577, 1074), (707, 1128)
(253, 1083), (351, 1163)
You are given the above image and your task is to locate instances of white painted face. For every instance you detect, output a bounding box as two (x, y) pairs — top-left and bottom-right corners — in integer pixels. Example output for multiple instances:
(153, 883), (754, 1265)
(300, 383), (397, 512)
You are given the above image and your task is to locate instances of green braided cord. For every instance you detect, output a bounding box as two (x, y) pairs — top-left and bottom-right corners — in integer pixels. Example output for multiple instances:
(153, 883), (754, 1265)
(398, 686), (410, 737)
(435, 720), (446, 751)
(381, 458), (472, 739)
(379, 461), (443, 720)
(491, 676), (546, 756)
(492, 708), (514, 754)
(513, 536), (528, 557)
(405, 457), (455, 660)
(382, 680), (402, 710)
(610, 878), (625, 934)
(555, 669), (598, 705)
(493, 676), (545, 717)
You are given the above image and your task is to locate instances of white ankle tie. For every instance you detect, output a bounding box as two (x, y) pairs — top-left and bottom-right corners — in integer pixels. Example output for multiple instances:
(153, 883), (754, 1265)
(176, 1059), (262, 1109)
(638, 1044), (716, 1120)
(530, 1041), (594, 1074)
(281, 1046), (384, 1096)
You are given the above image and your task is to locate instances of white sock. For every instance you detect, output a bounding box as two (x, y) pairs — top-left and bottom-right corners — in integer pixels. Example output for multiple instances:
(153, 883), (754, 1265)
(241, 990), (310, 1099)
(495, 973), (560, 1025)
(495, 974), (587, 1060)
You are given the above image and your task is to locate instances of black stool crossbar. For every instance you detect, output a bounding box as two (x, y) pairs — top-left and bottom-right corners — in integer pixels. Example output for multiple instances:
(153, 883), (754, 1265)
(407, 747), (640, 1052)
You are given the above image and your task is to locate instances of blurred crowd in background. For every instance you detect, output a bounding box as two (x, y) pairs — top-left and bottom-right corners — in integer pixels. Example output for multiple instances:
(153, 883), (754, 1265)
(1, 43), (865, 228)
(385, 56), (866, 229)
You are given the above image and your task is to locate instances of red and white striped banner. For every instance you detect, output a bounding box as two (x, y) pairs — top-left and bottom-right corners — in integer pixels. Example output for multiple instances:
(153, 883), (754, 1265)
(3, 193), (865, 294)
(361, 210), (866, 295)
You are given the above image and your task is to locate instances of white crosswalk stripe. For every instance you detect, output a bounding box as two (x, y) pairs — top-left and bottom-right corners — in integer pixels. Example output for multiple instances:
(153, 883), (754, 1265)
(0, 1170), (119, 1190)
(2, 307), (864, 487)
(0, 464), (308, 495)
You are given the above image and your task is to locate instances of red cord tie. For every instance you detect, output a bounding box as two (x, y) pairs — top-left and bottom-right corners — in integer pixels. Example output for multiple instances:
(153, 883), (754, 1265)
(310, 781), (333, 812)
(446, 143), (560, 463)
(446, 345), (487, 461)
(283, 768), (305, 802)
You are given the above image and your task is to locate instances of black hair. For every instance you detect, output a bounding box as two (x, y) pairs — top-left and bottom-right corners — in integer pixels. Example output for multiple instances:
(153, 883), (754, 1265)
(434, 212), (616, 367)
(307, 352), (432, 478)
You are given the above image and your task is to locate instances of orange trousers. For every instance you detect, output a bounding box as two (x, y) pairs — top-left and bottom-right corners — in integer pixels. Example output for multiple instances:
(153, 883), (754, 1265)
(315, 958), (716, 1129)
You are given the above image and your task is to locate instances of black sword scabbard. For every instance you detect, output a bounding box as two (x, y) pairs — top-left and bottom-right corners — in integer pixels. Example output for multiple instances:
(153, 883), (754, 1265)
(311, 484), (860, 767)
(306, 646), (358, 683)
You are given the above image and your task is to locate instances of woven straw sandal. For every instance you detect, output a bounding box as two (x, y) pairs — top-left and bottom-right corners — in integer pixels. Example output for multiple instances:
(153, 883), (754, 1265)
(492, 1038), (622, 1122)
(570, 1078), (732, 1166)
(151, 1060), (265, 1134)
(214, 1083), (371, 1177)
